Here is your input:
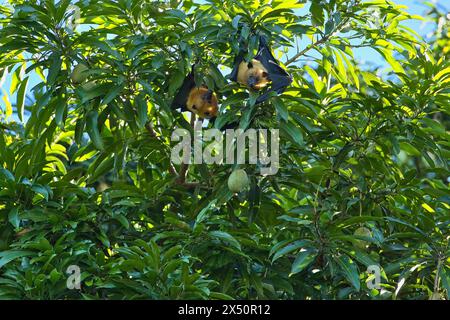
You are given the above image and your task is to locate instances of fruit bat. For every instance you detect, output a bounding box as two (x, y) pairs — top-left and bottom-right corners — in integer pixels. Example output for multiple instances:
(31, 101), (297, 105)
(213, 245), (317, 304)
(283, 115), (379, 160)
(230, 36), (292, 104)
(171, 70), (218, 119)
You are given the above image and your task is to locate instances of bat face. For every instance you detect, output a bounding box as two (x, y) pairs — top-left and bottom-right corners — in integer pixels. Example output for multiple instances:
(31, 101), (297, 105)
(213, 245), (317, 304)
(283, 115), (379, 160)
(229, 36), (292, 104)
(237, 59), (270, 90)
(186, 87), (218, 119)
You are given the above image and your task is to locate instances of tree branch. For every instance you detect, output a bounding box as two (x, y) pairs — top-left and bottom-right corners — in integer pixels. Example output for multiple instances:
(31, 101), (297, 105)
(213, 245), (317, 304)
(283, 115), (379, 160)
(285, 15), (353, 66)
(286, 35), (330, 66)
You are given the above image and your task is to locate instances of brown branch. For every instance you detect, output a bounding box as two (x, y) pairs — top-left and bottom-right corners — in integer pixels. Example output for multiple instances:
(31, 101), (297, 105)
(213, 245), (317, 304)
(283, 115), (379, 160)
(285, 15), (353, 66)
(286, 36), (330, 66)
(177, 165), (189, 184)
(146, 115), (206, 189)
(15, 228), (32, 238)
(178, 182), (201, 189)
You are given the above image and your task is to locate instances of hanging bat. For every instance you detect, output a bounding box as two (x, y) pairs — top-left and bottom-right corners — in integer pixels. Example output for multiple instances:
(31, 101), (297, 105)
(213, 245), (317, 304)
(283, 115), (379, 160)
(230, 36), (292, 104)
(171, 70), (219, 119)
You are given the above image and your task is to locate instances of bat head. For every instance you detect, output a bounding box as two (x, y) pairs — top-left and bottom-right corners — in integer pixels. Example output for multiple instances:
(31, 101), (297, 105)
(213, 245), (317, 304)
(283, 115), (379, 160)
(246, 59), (270, 90)
(187, 87), (218, 119)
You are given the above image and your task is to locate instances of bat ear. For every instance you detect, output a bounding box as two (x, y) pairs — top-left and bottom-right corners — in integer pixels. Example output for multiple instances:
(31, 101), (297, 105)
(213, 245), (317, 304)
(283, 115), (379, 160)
(247, 61), (253, 69)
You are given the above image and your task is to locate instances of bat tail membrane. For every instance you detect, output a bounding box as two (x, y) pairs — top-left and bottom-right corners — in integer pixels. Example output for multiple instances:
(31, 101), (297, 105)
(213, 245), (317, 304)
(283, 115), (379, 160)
(229, 53), (245, 82)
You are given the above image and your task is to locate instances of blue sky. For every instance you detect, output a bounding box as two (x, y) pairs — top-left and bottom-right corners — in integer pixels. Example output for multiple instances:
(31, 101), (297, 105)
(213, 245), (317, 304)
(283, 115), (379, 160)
(1, 0), (449, 120)
(352, 0), (450, 66)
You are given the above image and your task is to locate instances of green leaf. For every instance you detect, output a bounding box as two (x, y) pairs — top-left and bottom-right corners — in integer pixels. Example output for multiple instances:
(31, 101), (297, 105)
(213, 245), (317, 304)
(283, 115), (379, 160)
(169, 69), (186, 96)
(210, 292), (234, 300)
(310, 1), (324, 27)
(0, 168), (15, 182)
(47, 54), (61, 85)
(22, 238), (52, 251)
(54, 97), (67, 128)
(441, 267), (450, 299)
(271, 240), (313, 263)
(272, 96), (288, 121)
(209, 231), (241, 251)
(232, 15), (241, 29)
(335, 255), (360, 291)
(101, 82), (125, 106)
(31, 184), (49, 201)
(86, 110), (104, 150)
(74, 117), (86, 145)
(290, 249), (317, 275)
(114, 214), (130, 229)
(347, 249), (378, 268)
(16, 76), (28, 122)
(2, 89), (12, 119)
(162, 259), (183, 280)
(399, 142), (420, 156)
(0, 251), (34, 269)
(282, 122), (303, 146)
(90, 156), (114, 183)
(385, 217), (430, 240)
(420, 117), (446, 135)
(135, 94), (148, 128)
(8, 208), (19, 229)
(78, 83), (109, 103)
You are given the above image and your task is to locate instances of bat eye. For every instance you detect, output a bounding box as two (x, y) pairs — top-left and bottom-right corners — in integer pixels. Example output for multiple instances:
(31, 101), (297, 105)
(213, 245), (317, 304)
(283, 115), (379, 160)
(262, 71), (269, 78)
(204, 112), (210, 117)
(247, 62), (253, 69)
(192, 105), (197, 109)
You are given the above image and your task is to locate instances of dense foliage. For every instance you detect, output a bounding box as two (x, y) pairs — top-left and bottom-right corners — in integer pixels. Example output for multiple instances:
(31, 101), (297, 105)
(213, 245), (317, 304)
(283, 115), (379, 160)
(0, 0), (448, 300)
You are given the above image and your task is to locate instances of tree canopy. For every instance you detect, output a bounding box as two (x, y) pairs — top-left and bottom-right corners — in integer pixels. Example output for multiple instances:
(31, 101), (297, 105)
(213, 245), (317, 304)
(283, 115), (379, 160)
(0, 0), (448, 300)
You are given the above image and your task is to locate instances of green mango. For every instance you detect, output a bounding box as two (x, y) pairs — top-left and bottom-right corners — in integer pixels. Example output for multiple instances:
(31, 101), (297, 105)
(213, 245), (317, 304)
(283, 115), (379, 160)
(227, 169), (249, 193)
(71, 63), (89, 84)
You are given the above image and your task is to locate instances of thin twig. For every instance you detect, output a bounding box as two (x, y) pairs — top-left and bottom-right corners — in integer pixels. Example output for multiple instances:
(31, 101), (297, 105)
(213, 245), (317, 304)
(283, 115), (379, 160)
(286, 35), (330, 66)
(285, 15), (353, 66)
(179, 182), (202, 189)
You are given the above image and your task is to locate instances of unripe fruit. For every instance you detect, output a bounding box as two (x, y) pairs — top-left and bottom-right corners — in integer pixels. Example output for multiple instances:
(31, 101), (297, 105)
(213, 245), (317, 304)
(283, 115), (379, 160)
(71, 63), (89, 84)
(227, 169), (249, 193)
(353, 227), (372, 249)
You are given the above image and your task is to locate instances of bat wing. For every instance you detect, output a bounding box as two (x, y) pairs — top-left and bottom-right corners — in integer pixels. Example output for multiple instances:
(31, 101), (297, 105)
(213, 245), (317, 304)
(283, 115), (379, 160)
(255, 36), (279, 66)
(255, 36), (292, 104)
(171, 71), (196, 110)
(229, 52), (245, 82)
(256, 72), (292, 104)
